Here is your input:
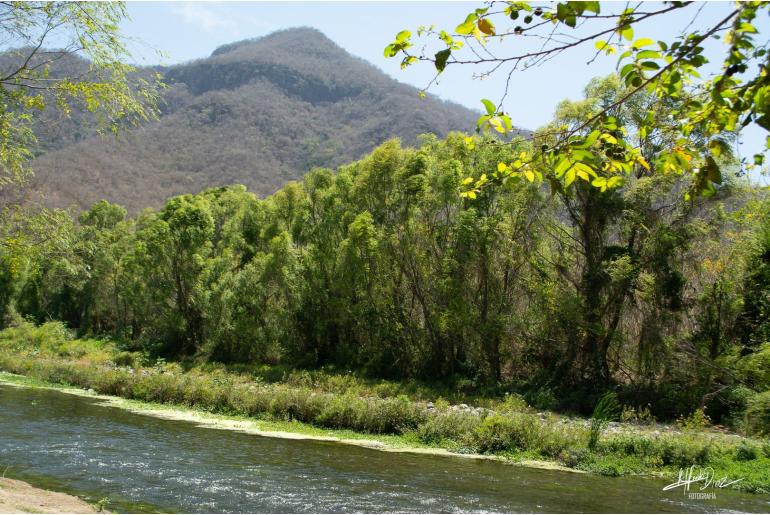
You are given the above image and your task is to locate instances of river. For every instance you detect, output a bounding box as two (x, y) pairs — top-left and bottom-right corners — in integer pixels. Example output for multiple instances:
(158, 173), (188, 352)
(0, 384), (767, 513)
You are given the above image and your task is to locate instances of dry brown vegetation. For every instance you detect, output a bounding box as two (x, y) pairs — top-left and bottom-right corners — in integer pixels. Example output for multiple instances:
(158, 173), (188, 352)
(12, 28), (501, 213)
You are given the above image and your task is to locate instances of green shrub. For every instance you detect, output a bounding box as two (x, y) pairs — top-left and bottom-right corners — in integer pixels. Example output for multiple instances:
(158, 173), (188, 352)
(92, 369), (133, 396)
(620, 404), (656, 424)
(589, 392), (620, 451)
(0, 321), (72, 354)
(316, 393), (366, 429)
(736, 443), (759, 461)
(601, 435), (655, 457)
(745, 391), (770, 436)
(721, 386), (754, 430)
(496, 393), (529, 413)
(130, 373), (186, 404)
(558, 449), (589, 468)
(657, 439), (712, 467)
(415, 410), (481, 446)
(113, 351), (137, 367)
(527, 387), (557, 410)
(676, 408), (711, 431)
(473, 413), (542, 453)
(736, 343), (770, 390)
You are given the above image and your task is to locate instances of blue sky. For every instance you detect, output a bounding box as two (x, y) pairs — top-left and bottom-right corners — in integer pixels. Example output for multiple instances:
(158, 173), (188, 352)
(121, 1), (767, 183)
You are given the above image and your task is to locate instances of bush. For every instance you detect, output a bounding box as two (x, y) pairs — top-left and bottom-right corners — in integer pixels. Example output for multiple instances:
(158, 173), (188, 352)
(736, 443), (759, 461)
(130, 373), (186, 404)
(736, 343), (770, 390)
(526, 387), (557, 411)
(0, 320), (72, 354)
(676, 408), (711, 431)
(415, 410), (481, 447)
(113, 351), (137, 367)
(620, 404), (656, 424)
(92, 369), (133, 396)
(745, 391), (770, 436)
(496, 393), (529, 414)
(473, 413), (542, 454)
(657, 439), (712, 467)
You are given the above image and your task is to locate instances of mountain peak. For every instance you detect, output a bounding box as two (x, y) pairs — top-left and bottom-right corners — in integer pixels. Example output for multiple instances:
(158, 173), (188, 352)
(210, 27), (343, 61)
(23, 29), (483, 212)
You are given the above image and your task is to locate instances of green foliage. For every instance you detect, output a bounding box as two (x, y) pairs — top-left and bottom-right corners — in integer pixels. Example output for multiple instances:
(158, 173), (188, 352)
(676, 408), (712, 431)
(4, 322), (770, 493)
(414, 410), (481, 448)
(620, 405), (656, 425)
(589, 392), (620, 450)
(0, 100), (767, 428)
(736, 343), (770, 390)
(386, 2), (769, 198)
(736, 442), (759, 462)
(745, 391), (770, 436)
(0, 2), (161, 189)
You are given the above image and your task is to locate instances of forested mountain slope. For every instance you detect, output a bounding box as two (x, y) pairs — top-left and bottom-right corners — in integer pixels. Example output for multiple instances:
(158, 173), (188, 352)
(18, 28), (496, 212)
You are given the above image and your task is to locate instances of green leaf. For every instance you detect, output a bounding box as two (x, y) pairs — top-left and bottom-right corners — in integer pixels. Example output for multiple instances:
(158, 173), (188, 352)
(395, 30), (411, 43)
(554, 157), (572, 178)
(632, 38), (654, 49)
(704, 155), (722, 185)
(636, 50), (661, 60)
(565, 168), (577, 187)
(583, 1), (600, 14)
(434, 49), (451, 72)
(481, 99), (496, 115)
(456, 14), (477, 35)
(620, 25), (634, 41)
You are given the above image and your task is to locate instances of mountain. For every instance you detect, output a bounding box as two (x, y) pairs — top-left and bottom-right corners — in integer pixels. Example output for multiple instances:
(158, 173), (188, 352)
(17, 27), (505, 212)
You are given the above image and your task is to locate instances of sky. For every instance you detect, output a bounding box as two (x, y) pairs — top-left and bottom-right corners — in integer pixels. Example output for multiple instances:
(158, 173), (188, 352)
(120, 1), (767, 184)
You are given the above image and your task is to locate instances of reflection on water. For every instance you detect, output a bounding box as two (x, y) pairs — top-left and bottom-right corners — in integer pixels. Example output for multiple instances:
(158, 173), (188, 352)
(0, 384), (767, 513)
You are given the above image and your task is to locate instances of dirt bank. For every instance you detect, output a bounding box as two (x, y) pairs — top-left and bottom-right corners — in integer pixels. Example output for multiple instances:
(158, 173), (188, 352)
(0, 477), (100, 514)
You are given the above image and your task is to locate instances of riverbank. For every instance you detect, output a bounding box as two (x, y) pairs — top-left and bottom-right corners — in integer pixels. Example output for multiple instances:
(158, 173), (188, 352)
(1, 322), (769, 494)
(0, 372), (569, 472)
(1, 368), (769, 494)
(0, 477), (103, 513)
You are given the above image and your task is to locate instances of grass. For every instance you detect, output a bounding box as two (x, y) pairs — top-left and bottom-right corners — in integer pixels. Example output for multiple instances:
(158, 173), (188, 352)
(1, 321), (769, 494)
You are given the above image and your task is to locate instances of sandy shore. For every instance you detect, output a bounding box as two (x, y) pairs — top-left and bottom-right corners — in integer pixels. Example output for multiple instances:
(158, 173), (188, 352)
(0, 477), (100, 513)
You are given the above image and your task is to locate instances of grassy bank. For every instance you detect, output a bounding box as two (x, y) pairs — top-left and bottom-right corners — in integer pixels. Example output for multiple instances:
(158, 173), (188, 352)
(1, 321), (769, 494)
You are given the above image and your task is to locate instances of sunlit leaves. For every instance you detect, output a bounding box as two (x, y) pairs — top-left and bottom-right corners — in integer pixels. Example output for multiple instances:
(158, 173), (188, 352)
(387, 1), (770, 199)
(383, 30), (412, 58)
(0, 2), (162, 190)
(631, 38), (654, 49)
(476, 99), (513, 135)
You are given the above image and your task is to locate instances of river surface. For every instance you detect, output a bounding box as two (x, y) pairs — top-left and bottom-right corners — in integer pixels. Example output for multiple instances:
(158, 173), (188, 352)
(0, 383), (768, 513)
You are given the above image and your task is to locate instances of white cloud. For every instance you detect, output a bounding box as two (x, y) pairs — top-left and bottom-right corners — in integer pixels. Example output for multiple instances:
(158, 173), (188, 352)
(175, 3), (235, 34)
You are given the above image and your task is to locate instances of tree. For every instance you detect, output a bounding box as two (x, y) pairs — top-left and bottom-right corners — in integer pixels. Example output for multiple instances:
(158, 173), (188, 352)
(0, 1), (161, 189)
(385, 1), (768, 198)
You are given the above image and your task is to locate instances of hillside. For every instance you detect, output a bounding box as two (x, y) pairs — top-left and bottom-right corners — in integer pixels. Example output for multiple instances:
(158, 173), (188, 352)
(18, 28), (495, 212)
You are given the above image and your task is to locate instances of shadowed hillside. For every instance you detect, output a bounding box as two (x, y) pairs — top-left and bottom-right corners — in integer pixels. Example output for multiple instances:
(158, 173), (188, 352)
(19, 28), (508, 212)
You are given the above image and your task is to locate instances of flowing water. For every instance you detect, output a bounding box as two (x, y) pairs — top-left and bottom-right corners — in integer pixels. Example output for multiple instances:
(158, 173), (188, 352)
(0, 383), (768, 513)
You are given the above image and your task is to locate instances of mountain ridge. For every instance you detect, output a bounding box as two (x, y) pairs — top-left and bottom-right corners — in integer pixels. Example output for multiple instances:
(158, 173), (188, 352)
(11, 27), (525, 213)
